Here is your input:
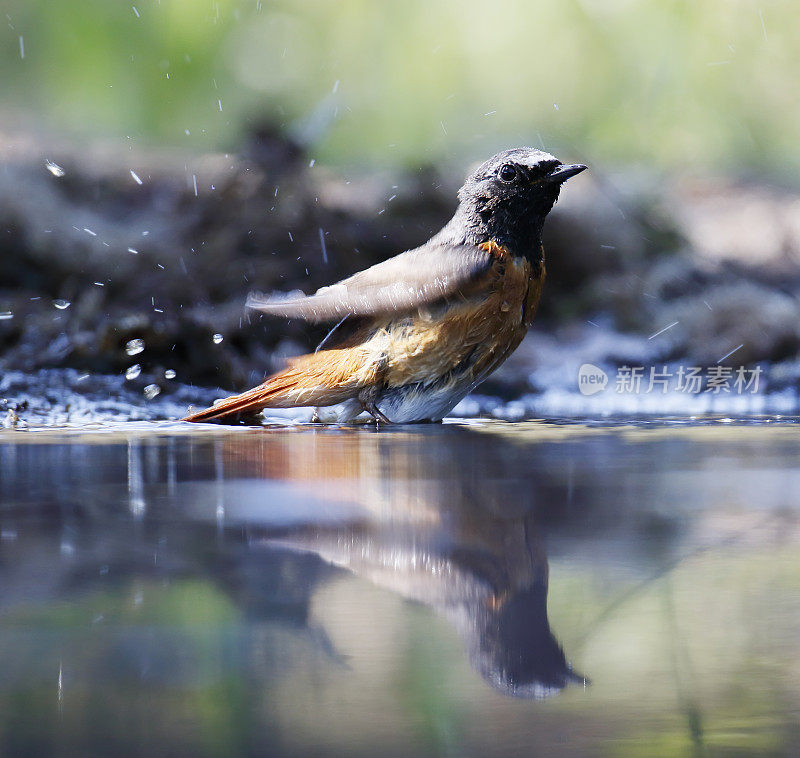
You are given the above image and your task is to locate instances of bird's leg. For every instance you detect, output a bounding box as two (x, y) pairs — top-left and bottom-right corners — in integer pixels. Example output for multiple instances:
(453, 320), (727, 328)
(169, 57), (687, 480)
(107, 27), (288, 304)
(362, 400), (391, 425)
(358, 386), (391, 424)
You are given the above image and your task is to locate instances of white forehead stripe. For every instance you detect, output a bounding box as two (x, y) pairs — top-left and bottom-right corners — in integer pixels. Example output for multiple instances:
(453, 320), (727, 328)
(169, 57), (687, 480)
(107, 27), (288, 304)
(533, 151), (557, 164)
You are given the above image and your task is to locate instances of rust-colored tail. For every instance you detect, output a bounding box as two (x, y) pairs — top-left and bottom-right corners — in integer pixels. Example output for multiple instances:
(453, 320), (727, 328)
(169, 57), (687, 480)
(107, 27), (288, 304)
(182, 347), (376, 423)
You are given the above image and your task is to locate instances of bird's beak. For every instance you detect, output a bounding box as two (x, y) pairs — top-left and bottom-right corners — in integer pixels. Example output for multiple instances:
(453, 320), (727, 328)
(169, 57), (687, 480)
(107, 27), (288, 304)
(545, 163), (587, 184)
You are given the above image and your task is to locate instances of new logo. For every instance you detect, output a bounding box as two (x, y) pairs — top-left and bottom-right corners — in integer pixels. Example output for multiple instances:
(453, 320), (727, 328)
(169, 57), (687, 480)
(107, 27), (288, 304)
(577, 364), (608, 396)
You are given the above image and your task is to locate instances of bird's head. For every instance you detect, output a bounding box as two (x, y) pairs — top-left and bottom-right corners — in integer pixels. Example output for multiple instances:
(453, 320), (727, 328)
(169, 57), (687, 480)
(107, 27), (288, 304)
(452, 147), (586, 255)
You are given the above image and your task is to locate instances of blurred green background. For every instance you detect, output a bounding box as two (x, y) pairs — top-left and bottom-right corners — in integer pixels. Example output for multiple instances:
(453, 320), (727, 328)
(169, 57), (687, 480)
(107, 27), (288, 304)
(3, 0), (799, 177)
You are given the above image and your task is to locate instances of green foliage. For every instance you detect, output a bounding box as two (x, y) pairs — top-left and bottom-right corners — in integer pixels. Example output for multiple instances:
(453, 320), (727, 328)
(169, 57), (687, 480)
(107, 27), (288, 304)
(3, 1), (800, 174)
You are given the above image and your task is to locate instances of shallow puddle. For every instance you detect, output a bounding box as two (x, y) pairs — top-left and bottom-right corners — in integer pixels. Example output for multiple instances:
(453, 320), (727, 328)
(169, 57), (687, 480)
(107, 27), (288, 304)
(1, 418), (799, 756)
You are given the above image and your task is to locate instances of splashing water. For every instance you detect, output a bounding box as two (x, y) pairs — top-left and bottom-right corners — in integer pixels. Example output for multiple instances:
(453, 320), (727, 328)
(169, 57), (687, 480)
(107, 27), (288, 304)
(45, 160), (65, 178)
(125, 338), (145, 356)
(143, 384), (161, 399)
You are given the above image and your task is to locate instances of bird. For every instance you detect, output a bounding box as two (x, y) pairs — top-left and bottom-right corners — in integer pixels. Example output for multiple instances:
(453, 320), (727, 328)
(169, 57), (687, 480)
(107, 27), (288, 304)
(183, 148), (586, 424)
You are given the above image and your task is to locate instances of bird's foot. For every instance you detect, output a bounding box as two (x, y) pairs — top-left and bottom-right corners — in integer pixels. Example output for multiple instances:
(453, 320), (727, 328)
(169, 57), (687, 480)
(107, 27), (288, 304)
(360, 400), (391, 425)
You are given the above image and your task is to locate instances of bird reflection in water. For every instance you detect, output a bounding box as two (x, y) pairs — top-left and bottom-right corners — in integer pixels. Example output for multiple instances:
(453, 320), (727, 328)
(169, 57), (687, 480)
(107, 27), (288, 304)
(222, 426), (587, 698)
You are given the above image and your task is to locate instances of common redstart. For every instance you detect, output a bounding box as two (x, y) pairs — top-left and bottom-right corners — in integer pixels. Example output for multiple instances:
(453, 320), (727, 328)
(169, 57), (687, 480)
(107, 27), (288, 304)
(183, 148), (586, 424)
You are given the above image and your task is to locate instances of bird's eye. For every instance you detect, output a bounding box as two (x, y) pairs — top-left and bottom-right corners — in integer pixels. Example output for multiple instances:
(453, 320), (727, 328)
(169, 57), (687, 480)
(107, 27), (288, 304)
(498, 163), (518, 182)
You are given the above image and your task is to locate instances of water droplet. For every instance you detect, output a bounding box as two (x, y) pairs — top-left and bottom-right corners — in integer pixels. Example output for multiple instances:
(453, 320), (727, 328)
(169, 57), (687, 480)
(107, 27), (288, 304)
(45, 160), (65, 178)
(127, 247), (139, 254)
(126, 338), (145, 356)
(0, 311), (13, 321)
(212, 333), (223, 344)
(143, 384), (161, 399)
(126, 364), (141, 380)
(53, 300), (71, 310)
(130, 169), (143, 185)
(164, 369), (176, 379)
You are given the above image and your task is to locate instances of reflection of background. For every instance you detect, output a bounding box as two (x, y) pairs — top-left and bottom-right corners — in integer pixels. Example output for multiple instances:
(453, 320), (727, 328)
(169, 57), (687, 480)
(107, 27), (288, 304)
(2, 1), (800, 417)
(4, 0), (798, 174)
(2, 425), (800, 754)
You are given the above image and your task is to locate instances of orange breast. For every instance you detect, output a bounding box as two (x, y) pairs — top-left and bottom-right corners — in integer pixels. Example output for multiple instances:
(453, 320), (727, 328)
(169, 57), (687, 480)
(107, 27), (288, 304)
(371, 240), (545, 388)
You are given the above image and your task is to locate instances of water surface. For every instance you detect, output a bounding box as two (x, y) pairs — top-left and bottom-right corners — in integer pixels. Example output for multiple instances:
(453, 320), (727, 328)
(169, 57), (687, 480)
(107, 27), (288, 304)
(2, 418), (799, 756)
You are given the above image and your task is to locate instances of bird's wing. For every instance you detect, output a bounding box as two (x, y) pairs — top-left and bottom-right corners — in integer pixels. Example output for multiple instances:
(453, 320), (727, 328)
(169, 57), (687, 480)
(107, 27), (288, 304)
(246, 243), (494, 323)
